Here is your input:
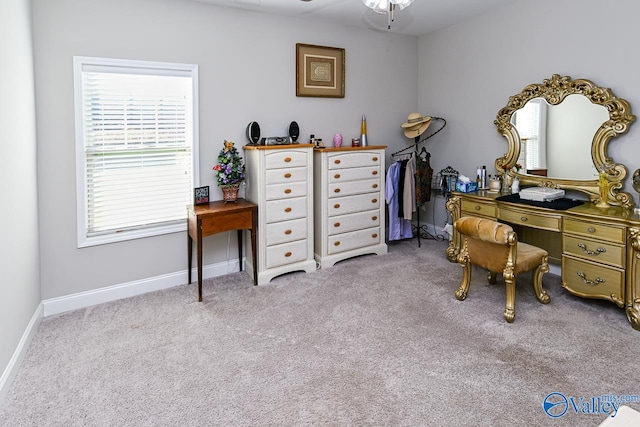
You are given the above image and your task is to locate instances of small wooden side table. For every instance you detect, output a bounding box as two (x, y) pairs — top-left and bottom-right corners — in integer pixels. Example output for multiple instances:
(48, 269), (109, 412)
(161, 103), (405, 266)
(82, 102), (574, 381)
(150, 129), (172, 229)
(187, 199), (258, 301)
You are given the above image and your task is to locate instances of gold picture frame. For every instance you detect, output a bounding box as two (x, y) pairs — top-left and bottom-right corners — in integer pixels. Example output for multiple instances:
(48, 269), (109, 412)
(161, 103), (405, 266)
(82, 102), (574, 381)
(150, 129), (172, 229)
(296, 43), (345, 98)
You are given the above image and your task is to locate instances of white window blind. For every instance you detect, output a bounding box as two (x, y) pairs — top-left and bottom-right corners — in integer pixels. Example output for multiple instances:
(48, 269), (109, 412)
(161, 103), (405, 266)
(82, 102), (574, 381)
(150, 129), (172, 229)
(74, 57), (199, 247)
(513, 98), (546, 171)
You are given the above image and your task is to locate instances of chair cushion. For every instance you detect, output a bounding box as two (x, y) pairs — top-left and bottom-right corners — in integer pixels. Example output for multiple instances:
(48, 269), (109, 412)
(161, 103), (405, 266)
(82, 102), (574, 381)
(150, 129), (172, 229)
(455, 216), (513, 245)
(515, 241), (548, 274)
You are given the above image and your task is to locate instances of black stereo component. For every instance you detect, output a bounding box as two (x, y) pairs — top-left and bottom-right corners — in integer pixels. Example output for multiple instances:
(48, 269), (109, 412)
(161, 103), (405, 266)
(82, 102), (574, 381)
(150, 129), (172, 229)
(246, 121), (261, 144)
(288, 121), (300, 142)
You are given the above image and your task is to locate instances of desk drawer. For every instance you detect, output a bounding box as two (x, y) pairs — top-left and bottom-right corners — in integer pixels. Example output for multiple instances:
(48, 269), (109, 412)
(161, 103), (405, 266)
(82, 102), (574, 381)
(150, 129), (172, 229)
(328, 227), (381, 254)
(563, 235), (624, 268)
(265, 181), (308, 201)
(329, 179), (380, 198)
(264, 150), (307, 169)
(329, 210), (380, 236)
(266, 239), (308, 269)
(328, 152), (381, 169)
(563, 218), (625, 244)
(329, 166), (380, 183)
(499, 207), (561, 232)
(329, 193), (380, 217)
(266, 197), (308, 223)
(265, 167), (307, 184)
(266, 218), (307, 246)
(461, 200), (496, 218)
(562, 256), (624, 306)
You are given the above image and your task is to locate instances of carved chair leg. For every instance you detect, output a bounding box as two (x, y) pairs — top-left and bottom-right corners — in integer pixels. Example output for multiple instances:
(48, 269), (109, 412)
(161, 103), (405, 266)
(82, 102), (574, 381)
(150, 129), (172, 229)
(532, 256), (551, 304)
(488, 271), (497, 285)
(504, 276), (516, 323)
(456, 262), (471, 301)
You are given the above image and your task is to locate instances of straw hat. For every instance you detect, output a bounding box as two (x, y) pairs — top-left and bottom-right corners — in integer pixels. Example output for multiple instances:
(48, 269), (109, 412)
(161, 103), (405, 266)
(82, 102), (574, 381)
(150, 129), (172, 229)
(401, 113), (431, 139)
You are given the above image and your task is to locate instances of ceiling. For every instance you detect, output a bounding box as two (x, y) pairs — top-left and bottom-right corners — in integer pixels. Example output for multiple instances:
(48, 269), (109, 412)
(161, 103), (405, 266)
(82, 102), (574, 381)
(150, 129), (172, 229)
(189, 0), (521, 37)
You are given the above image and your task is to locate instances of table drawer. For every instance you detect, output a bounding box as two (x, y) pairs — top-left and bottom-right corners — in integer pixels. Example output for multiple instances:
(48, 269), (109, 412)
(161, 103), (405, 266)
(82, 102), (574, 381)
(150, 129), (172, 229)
(265, 167), (307, 184)
(328, 179), (380, 198)
(328, 227), (381, 254)
(563, 235), (624, 268)
(266, 239), (308, 269)
(265, 181), (308, 201)
(461, 199), (496, 218)
(562, 256), (624, 306)
(328, 151), (382, 169)
(563, 218), (625, 244)
(329, 166), (380, 183)
(499, 207), (561, 232)
(264, 150), (307, 169)
(265, 197), (308, 223)
(329, 210), (380, 236)
(266, 218), (307, 246)
(328, 193), (381, 217)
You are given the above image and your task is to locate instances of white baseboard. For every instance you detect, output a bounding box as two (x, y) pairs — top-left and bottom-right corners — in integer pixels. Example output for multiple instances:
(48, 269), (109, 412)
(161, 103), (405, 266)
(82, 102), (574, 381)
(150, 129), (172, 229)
(42, 258), (243, 317)
(0, 303), (43, 404)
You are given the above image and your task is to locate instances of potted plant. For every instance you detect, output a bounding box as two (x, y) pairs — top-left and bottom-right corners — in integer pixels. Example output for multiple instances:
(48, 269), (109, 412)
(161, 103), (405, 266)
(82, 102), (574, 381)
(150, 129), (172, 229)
(213, 140), (245, 202)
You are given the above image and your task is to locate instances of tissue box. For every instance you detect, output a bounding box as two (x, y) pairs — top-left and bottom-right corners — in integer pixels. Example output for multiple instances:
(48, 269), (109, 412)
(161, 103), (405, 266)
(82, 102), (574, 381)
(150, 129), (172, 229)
(455, 181), (478, 193)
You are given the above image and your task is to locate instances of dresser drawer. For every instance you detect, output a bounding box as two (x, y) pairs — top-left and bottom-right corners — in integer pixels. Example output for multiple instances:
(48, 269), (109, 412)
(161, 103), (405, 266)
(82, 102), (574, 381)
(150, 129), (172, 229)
(328, 227), (381, 254)
(265, 239), (308, 269)
(328, 193), (381, 217)
(328, 179), (380, 198)
(461, 199), (496, 218)
(265, 197), (308, 223)
(562, 256), (625, 306)
(329, 166), (380, 183)
(563, 235), (624, 268)
(265, 181), (308, 201)
(563, 218), (625, 244)
(328, 152), (382, 169)
(265, 167), (307, 184)
(329, 210), (380, 236)
(266, 218), (307, 246)
(264, 150), (307, 169)
(499, 207), (561, 232)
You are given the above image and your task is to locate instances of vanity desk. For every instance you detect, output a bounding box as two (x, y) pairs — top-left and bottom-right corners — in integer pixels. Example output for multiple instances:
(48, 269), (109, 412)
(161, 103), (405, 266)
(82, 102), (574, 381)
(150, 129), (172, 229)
(446, 74), (640, 330)
(446, 190), (640, 330)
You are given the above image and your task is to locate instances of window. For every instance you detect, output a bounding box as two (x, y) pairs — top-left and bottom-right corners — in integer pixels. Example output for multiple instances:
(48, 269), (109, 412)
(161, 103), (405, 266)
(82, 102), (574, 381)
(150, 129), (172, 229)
(513, 98), (547, 172)
(74, 57), (199, 247)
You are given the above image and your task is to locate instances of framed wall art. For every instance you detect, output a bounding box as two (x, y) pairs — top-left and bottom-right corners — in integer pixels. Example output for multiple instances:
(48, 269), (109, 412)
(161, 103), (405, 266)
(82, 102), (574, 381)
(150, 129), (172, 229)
(296, 43), (345, 98)
(194, 186), (209, 205)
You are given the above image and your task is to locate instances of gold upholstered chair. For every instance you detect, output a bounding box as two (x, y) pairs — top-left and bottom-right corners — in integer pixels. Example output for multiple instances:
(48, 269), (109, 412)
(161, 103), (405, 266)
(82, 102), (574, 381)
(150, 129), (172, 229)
(454, 216), (551, 322)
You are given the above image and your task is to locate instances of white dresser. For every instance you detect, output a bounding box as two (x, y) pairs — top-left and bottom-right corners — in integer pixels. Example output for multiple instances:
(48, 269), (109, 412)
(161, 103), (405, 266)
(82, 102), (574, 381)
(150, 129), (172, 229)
(243, 144), (316, 284)
(313, 146), (388, 268)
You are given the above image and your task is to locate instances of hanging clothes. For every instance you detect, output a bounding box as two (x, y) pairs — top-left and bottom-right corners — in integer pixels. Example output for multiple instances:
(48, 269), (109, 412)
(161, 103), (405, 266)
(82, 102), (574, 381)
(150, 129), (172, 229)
(402, 153), (416, 221)
(416, 150), (433, 205)
(386, 161), (413, 241)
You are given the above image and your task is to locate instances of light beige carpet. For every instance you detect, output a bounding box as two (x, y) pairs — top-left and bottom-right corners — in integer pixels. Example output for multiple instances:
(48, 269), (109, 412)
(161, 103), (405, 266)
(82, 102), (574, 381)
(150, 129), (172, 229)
(1, 238), (638, 426)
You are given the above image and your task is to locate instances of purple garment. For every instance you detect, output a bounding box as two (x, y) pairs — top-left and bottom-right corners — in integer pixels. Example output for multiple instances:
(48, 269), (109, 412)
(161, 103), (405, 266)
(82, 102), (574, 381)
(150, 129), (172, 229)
(386, 162), (413, 241)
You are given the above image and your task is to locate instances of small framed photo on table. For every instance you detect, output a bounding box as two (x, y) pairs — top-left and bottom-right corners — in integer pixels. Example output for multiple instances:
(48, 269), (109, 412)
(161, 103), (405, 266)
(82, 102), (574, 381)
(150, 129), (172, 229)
(194, 186), (209, 205)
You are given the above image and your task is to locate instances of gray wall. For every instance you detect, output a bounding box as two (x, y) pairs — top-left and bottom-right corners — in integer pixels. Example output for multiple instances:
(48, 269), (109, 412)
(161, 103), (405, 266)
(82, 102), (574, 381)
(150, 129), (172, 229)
(418, 0), (640, 227)
(0, 0), (41, 391)
(31, 0), (418, 300)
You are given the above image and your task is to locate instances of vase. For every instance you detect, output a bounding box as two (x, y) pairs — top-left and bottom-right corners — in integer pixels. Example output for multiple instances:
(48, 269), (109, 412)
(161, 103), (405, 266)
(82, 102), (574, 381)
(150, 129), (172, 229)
(511, 177), (520, 194)
(501, 175), (510, 193)
(221, 183), (240, 203)
(333, 133), (343, 148)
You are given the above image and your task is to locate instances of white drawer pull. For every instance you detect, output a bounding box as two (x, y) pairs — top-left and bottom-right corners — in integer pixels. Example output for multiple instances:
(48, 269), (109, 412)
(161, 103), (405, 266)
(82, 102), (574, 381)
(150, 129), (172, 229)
(334, 173), (341, 179)
(577, 242), (606, 256)
(372, 157), (378, 161)
(372, 216), (378, 221)
(284, 207), (292, 213)
(372, 170), (378, 175)
(334, 188), (341, 193)
(577, 271), (605, 286)
(334, 222), (341, 228)
(334, 203), (340, 209)
(334, 159), (341, 164)
(372, 198), (378, 203)
(372, 183), (378, 189)
(284, 229), (292, 235)
(372, 233), (378, 238)
(284, 188), (292, 194)
(284, 173), (291, 178)
(334, 241), (341, 246)
(285, 251), (292, 257)
(284, 157), (292, 163)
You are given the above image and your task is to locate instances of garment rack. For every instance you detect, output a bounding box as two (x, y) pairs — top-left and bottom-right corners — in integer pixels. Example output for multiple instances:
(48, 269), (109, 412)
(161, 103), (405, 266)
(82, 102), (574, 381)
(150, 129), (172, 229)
(391, 117), (447, 246)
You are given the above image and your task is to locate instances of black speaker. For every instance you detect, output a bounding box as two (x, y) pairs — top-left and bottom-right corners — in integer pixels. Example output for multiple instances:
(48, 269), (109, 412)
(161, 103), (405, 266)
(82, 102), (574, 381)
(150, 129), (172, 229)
(288, 121), (299, 142)
(246, 122), (261, 144)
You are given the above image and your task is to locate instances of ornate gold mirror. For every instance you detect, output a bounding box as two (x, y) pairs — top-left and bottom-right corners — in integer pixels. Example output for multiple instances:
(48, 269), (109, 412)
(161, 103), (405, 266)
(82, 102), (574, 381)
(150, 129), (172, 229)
(494, 74), (636, 207)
